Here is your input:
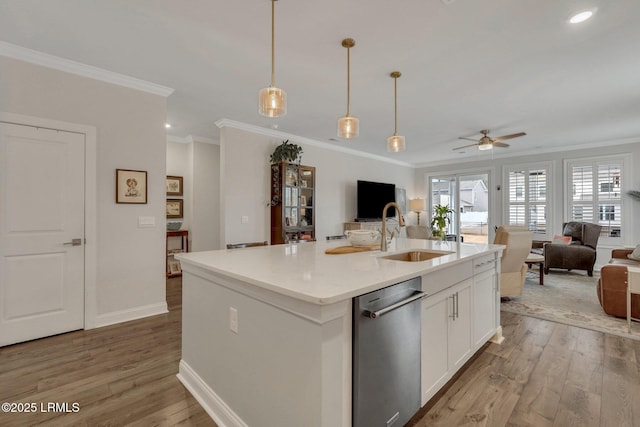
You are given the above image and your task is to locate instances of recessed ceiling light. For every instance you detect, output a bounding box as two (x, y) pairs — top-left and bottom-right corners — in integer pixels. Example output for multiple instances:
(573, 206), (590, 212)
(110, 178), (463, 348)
(165, 123), (172, 128)
(569, 10), (594, 24)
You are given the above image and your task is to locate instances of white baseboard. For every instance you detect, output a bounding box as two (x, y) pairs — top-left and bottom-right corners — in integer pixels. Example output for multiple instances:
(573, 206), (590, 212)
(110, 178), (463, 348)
(92, 302), (168, 328)
(177, 360), (248, 427)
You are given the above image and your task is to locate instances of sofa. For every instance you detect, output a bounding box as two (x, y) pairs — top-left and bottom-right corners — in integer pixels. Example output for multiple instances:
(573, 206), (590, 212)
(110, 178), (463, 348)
(542, 221), (602, 276)
(597, 248), (640, 318)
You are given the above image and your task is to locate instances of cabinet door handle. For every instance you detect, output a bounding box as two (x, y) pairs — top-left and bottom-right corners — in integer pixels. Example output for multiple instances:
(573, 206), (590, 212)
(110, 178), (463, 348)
(455, 292), (459, 319)
(449, 294), (456, 320)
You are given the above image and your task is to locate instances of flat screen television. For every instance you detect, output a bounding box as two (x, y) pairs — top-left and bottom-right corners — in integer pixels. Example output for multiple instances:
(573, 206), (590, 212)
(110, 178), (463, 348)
(356, 180), (396, 221)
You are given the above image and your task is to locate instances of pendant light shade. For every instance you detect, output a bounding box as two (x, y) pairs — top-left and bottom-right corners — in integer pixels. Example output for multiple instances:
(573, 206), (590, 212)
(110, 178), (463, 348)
(259, 0), (287, 118)
(259, 87), (287, 118)
(387, 135), (406, 153)
(387, 71), (405, 152)
(338, 38), (359, 139)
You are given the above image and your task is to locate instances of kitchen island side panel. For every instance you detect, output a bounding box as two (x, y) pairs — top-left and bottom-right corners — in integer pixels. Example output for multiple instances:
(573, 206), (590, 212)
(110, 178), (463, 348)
(180, 270), (351, 427)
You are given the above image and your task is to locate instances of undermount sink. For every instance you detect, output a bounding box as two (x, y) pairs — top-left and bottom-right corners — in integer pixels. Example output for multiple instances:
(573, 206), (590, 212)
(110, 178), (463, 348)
(381, 250), (454, 262)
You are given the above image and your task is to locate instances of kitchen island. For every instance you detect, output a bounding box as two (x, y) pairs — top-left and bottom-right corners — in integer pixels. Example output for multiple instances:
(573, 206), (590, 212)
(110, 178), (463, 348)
(176, 238), (504, 427)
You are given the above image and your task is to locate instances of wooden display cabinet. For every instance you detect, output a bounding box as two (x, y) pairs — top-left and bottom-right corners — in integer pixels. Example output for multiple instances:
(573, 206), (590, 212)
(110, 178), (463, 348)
(270, 162), (316, 244)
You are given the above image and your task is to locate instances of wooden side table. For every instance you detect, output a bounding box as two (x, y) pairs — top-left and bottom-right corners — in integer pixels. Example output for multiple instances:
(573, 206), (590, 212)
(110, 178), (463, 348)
(525, 253), (545, 286)
(167, 230), (189, 277)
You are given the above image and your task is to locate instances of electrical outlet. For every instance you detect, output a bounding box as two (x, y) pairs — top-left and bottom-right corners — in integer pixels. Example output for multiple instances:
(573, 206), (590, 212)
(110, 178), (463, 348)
(241, 215), (249, 224)
(229, 307), (238, 334)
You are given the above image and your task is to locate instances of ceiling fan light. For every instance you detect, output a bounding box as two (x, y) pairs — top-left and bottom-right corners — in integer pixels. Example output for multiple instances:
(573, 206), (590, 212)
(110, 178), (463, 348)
(478, 142), (493, 151)
(387, 135), (405, 152)
(338, 116), (359, 139)
(259, 86), (287, 117)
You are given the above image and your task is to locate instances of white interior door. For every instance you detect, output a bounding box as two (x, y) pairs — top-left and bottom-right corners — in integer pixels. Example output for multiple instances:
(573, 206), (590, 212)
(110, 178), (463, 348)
(0, 122), (85, 346)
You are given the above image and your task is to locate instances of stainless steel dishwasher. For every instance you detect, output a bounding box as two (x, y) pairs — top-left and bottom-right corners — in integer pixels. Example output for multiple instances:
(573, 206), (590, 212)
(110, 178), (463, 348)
(352, 276), (425, 427)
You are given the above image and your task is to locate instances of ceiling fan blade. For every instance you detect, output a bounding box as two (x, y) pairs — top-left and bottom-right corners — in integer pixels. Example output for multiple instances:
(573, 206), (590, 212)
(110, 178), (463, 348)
(458, 137), (479, 142)
(492, 132), (526, 142)
(453, 143), (479, 151)
(493, 142), (510, 148)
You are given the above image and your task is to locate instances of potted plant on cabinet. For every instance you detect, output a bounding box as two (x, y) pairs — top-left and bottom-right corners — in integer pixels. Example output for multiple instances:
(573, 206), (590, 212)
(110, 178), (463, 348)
(431, 204), (454, 240)
(269, 140), (303, 164)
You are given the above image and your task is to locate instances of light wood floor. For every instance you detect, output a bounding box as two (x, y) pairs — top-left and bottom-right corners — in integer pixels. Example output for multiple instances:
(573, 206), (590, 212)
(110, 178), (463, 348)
(1, 278), (639, 427)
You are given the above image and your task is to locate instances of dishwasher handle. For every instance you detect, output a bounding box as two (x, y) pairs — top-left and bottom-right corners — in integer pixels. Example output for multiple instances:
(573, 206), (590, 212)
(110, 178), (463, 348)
(363, 291), (427, 319)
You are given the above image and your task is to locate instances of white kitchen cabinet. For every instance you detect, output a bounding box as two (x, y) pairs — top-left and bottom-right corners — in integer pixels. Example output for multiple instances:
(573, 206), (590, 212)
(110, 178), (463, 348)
(472, 254), (498, 349)
(421, 278), (472, 405)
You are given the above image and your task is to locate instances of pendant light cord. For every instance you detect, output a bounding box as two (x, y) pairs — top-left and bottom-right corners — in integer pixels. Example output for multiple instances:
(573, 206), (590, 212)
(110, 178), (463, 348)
(393, 75), (398, 135)
(270, 0), (275, 87)
(346, 45), (351, 116)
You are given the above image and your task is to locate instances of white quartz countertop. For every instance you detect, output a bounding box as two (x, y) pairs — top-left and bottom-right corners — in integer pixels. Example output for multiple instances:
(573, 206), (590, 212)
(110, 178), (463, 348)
(176, 238), (503, 305)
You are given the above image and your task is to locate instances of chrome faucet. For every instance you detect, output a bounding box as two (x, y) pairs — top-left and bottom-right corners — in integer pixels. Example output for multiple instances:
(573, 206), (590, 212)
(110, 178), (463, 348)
(381, 202), (405, 251)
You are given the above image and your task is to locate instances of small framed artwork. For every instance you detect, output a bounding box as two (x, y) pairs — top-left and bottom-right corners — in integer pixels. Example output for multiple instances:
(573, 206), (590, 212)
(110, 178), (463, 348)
(166, 199), (184, 218)
(301, 195), (307, 206)
(166, 176), (183, 196)
(169, 260), (182, 275)
(116, 169), (147, 204)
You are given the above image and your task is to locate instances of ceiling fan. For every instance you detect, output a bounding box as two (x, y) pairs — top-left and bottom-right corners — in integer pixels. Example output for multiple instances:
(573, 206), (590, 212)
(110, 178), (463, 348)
(453, 129), (526, 151)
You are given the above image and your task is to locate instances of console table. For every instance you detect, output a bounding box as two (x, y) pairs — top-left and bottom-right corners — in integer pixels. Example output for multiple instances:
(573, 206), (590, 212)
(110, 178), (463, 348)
(167, 230), (189, 276)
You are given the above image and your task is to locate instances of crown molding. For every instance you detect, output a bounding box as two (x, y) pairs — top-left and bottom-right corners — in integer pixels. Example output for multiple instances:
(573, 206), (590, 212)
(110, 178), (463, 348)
(0, 41), (174, 97)
(167, 134), (218, 145)
(215, 119), (413, 168)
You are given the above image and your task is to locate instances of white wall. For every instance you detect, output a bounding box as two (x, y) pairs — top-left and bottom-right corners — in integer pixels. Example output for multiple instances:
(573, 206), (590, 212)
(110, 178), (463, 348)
(167, 140), (221, 251)
(167, 141), (193, 232)
(1, 56), (168, 324)
(415, 141), (640, 270)
(219, 125), (416, 246)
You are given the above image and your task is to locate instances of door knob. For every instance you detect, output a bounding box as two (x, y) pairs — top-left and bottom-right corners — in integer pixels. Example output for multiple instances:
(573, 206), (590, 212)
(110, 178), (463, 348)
(63, 238), (82, 246)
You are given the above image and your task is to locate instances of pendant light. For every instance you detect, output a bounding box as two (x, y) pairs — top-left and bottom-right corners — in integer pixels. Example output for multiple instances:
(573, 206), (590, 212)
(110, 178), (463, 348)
(337, 38), (359, 139)
(387, 71), (405, 152)
(258, 0), (287, 117)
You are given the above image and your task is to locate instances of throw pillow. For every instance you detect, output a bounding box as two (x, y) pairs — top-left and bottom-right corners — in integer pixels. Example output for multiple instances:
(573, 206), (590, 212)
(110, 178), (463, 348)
(553, 235), (572, 245)
(628, 244), (640, 261)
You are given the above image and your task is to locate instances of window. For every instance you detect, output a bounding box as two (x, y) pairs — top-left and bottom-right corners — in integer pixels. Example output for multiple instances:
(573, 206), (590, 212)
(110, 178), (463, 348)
(566, 157), (625, 240)
(504, 164), (551, 236)
(599, 205), (615, 221)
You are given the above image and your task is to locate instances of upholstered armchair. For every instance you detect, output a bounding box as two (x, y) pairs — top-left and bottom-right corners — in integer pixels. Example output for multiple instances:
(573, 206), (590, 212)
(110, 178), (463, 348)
(406, 225), (438, 240)
(543, 222), (602, 276)
(494, 226), (533, 297)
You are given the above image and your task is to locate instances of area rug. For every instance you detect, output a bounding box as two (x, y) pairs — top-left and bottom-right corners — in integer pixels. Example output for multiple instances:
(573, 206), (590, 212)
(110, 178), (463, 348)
(500, 269), (640, 340)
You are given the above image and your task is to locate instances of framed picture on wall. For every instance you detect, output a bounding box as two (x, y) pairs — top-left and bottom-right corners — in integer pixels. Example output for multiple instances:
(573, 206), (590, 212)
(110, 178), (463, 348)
(166, 175), (183, 196)
(116, 169), (147, 204)
(166, 199), (184, 218)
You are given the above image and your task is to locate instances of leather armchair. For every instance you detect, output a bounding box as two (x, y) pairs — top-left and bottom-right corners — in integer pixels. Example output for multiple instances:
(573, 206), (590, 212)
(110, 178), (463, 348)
(494, 226), (533, 297)
(597, 249), (640, 318)
(543, 222), (602, 276)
